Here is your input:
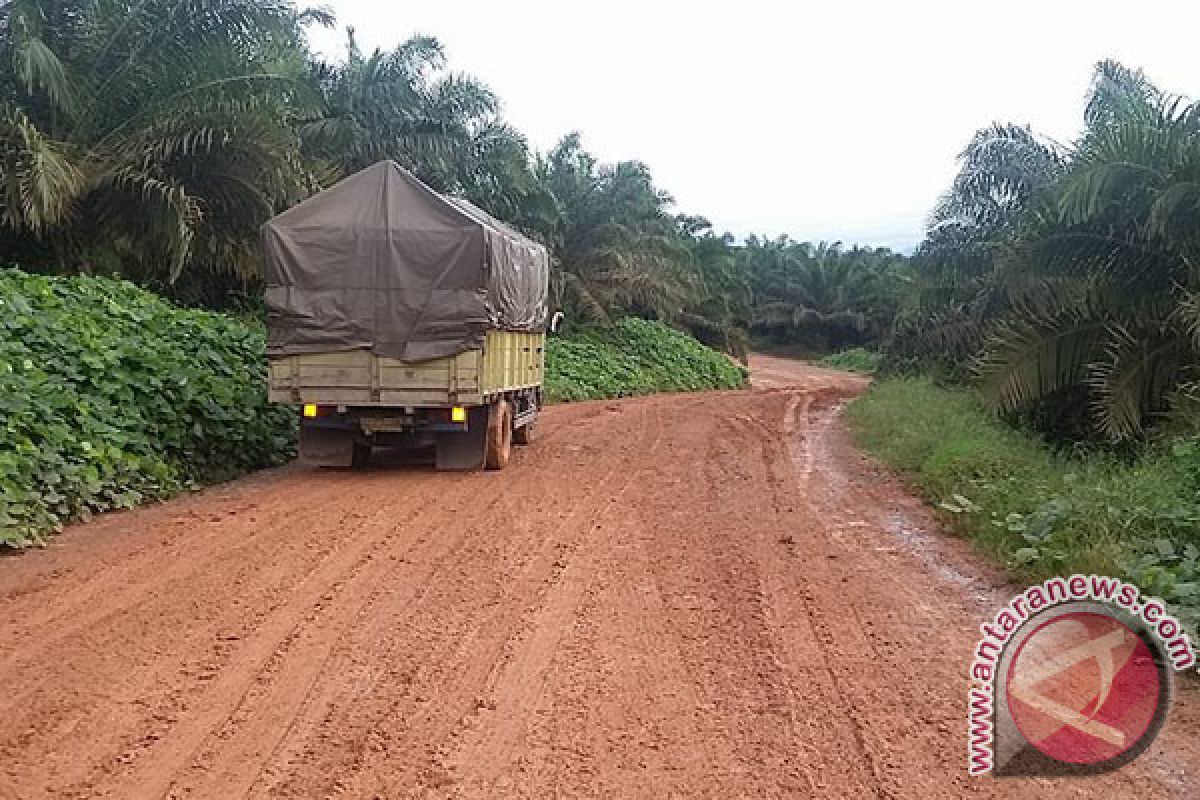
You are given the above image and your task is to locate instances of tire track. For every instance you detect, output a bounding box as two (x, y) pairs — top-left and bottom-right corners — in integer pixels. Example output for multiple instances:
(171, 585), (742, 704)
(0, 477), (356, 670)
(433, 404), (666, 795)
(160, 483), (523, 800)
(255, 400), (661, 798)
(2, 356), (1197, 800)
(0, 474), (456, 796)
(218, 407), (593, 798)
(105, 467), (510, 800)
(33, 471), (452, 796)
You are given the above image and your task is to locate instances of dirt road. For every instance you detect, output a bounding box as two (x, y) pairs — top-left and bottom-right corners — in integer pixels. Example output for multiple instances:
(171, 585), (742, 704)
(1, 355), (1196, 798)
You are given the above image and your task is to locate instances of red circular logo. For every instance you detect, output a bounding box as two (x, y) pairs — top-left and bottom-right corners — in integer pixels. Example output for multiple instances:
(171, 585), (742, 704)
(1005, 611), (1162, 765)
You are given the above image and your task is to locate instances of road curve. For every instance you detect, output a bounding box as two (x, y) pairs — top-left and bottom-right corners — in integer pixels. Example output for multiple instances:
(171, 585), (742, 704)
(0, 354), (1196, 798)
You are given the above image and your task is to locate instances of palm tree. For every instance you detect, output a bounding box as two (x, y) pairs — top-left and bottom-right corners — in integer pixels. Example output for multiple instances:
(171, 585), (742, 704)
(536, 133), (699, 324)
(902, 60), (1200, 440)
(302, 31), (483, 176)
(676, 215), (750, 357)
(977, 79), (1200, 439)
(0, 0), (321, 288)
(742, 237), (906, 351)
(891, 123), (1066, 372)
(300, 28), (553, 252)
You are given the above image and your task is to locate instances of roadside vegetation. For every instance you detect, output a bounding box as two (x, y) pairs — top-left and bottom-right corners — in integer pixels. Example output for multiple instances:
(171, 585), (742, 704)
(0, 270), (294, 547)
(846, 379), (1200, 631)
(546, 319), (746, 402)
(890, 60), (1200, 444)
(818, 347), (881, 374)
(742, 240), (907, 354)
(851, 61), (1200, 626)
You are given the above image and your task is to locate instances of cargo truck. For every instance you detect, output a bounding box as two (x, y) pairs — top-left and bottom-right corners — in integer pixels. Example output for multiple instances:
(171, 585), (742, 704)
(262, 161), (550, 471)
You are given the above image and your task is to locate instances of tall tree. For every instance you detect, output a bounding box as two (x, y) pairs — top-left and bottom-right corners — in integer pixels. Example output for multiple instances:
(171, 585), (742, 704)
(676, 215), (750, 357)
(0, 0), (322, 289)
(740, 236), (907, 351)
(535, 133), (699, 325)
(896, 60), (1200, 440)
(303, 30), (491, 178)
(300, 28), (552, 249)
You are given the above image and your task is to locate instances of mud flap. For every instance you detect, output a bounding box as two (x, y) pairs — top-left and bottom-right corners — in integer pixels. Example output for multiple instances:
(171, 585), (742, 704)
(434, 405), (489, 471)
(298, 425), (355, 468)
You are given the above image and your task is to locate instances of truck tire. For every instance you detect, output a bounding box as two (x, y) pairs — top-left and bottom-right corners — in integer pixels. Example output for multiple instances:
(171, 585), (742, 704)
(485, 400), (513, 470)
(351, 441), (372, 470)
(512, 420), (535, 445)
(300, 426), (356, 468)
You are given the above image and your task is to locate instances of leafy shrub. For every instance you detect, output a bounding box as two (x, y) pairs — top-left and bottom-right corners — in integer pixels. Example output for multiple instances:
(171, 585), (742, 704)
(546, 318), (746, 402)
(819, 347), (881, 374)
(0, 269), (295, 546)
(845, 376), (1200, 632)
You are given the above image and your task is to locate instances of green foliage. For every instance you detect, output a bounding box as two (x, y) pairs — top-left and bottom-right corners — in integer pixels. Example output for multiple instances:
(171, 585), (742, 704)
(741, 237), (908, 352)
(0, 2), (544, 303)
(0, 0), (324, 288)
(0, 269), (295, 547)
(0, 5), (912, 357)
(845, 377), (1200, 631)
(545, 318), (746, 402)
(303, 28), (544, 222)
(535, 135), (699, 323)
(894, 59), (1200, 442)
(819, 347), (881, 374)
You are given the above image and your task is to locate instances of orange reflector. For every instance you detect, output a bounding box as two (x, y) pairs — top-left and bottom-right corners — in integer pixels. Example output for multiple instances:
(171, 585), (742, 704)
(302, 403), (318, 418)
(451, 406), (467, 422)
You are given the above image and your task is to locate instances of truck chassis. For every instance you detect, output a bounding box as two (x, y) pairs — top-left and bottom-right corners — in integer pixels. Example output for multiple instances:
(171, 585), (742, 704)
(270, 331), (544, 471)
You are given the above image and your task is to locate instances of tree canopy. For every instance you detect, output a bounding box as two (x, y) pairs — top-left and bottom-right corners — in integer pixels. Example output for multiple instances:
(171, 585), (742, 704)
(6, 4), (1192, 443)
(0, 1), (903, 359)
(893, 60), (1200, 441)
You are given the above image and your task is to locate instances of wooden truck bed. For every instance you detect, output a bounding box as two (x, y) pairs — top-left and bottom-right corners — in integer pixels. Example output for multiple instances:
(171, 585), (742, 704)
(268, 330), (545, 407)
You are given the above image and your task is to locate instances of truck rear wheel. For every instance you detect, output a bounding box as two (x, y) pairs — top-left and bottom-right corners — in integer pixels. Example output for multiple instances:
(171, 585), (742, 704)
(351, 441), (372, 470)
(485, 400), (513, 470)
(512, 420), (535, 445)
(300, 426), (359, 469)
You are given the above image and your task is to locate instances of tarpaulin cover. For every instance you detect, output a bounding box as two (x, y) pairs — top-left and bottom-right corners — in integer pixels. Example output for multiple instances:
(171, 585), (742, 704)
(262, 161), (549, 362)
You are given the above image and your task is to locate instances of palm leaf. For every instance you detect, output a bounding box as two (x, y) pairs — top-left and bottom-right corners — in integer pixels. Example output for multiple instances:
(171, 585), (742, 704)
(975, 293), (1109, 413)
(1087, 321), (1191, 440)
(92, 167), (199, 280)
(0, 105), (83, 233)
(11, 31), (79, 117)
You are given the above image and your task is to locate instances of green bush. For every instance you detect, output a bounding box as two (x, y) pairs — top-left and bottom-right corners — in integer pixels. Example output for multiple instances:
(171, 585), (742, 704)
(0, 269), (295, 546)
(845, 377), (1200, 631)
(546, 318), (747, 402)
(819, 347), (881, 374)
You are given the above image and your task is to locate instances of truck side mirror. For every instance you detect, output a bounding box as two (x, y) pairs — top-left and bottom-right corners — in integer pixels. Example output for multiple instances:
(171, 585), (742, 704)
(549, 311), (565, 335)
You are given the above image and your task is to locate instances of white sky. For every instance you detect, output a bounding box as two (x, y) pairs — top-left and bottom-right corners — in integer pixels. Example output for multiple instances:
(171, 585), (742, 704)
(311, 1), (1198, 251)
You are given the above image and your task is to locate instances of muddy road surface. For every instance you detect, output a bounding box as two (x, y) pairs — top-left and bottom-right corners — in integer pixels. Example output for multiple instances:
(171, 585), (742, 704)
(1, 355), (1196, 798)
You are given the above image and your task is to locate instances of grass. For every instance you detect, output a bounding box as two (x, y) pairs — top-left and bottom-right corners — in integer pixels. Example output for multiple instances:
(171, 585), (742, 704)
(845, 376), (1200, 631)
(819, 347), (882, 374)
(546, 318), (747, 402)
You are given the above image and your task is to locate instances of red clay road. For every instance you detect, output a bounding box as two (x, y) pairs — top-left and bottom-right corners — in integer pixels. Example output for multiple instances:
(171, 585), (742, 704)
(1, 355), (1196, 798)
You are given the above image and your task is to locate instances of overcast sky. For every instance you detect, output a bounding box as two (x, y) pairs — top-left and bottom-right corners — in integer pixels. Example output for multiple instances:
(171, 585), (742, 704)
(310, 1), (1198, 251)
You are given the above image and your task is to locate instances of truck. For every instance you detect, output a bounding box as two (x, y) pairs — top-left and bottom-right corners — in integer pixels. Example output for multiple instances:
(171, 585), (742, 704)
(262, 161), (550, 471)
